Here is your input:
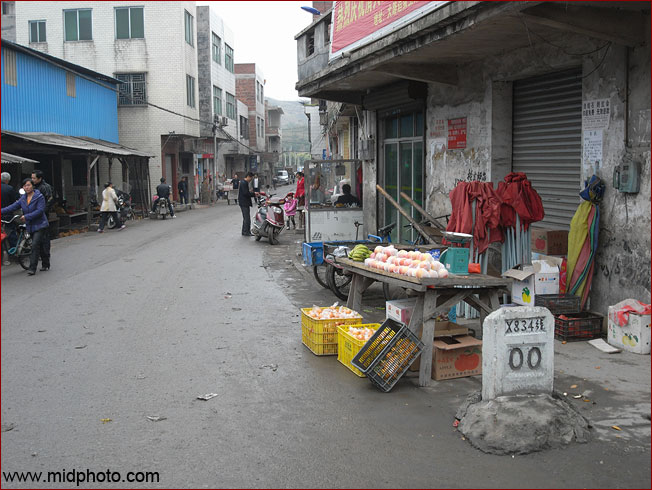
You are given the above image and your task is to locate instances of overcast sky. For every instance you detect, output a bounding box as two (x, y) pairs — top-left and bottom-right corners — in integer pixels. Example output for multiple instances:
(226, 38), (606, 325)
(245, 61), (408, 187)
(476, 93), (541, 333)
(199, 1), (316, 101)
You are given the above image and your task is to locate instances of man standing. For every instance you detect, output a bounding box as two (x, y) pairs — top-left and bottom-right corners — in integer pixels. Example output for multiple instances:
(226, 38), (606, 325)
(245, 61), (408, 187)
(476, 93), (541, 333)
(152, 177), (176, 217)
(252, 173), (260, 194)
(238, 172), (256, 236)
(31, 170), (54, 215)
(231, 173), (239, 205)
(177, 176), (188, 204)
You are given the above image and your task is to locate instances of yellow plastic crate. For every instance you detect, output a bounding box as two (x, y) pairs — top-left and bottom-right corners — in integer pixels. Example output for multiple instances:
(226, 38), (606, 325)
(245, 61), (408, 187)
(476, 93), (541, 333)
(301, 307), (363, 356)
(337, 323), (381, 377)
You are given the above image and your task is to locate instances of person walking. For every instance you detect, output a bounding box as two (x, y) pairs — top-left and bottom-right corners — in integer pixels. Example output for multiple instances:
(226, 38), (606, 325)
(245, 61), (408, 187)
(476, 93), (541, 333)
(97, 182), (125, 233)
(252, 173), (260, 194)
(178, 176), (189, 204)
(238, 172), (256, 236)
(1, 178), (50, 275)
(230, 173), (239, 205)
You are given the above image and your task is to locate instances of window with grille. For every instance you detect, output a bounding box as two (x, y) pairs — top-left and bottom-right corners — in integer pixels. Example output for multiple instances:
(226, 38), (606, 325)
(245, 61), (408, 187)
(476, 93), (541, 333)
(226, 92), (236, 119)
(115, 7), (144, 39)
(116, 73), (146, 105)
(213, 85), (222, 116)
(184, 10), (193, 46)
(225, 44), (234, 73)
(212, 32), (221, 64)
(240, 116), (248, 139)
(64, 9), (92, 41)
(306, 31), (314, 56)
(186, 74), (195, 107)
(29, 20), (46, 43)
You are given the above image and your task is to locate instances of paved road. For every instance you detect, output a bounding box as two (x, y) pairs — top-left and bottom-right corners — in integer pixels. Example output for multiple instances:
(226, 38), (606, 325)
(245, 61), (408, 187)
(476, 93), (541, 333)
(2, 197), (650, 488)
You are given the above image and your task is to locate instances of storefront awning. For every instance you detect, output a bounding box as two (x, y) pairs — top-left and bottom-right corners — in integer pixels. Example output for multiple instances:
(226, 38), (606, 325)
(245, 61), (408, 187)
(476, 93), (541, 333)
(1, 131), (152, 158)
(1, 152), (39, 164)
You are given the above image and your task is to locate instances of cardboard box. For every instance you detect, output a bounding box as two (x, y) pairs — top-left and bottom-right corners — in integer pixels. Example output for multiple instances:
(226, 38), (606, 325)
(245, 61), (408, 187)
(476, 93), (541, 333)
(531, 227), (569, 255)
(432, 335), (482, 380)
(386, 298), (417, 325)
(503, 258), (561, 306)
(607, 303), (651, 354)
(409, 323), (472, 372)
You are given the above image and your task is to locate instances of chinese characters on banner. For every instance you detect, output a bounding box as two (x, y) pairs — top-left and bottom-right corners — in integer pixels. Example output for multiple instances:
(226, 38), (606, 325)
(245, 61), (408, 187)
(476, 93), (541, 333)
(330, 1), (449, 57)
(447, 117), (467, 150)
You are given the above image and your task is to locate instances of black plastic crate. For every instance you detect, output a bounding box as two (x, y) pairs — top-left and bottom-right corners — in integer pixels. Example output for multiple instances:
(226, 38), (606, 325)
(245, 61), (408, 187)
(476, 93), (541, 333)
(554, 312), (603, 341)
(352, 318), (423, 392)
(535, 294), (581, 315)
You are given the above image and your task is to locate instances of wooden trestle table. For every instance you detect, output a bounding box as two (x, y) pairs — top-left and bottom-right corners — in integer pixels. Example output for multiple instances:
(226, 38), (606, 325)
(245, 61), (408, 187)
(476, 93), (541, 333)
(335, 257), (512, 387)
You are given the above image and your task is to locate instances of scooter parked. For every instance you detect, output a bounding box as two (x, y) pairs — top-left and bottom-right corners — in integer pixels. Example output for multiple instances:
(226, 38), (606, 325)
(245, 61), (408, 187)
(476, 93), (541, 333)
(251, 192), (285, 245)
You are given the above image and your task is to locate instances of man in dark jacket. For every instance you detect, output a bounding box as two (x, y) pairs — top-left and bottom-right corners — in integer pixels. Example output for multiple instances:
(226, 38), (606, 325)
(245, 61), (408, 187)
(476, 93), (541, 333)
(152, 177), (176, 217)
(31, 170), (54, 214)
(177, 176), (189, 204)
(238, 172), (256, 236)
(1, 172), (20, 254)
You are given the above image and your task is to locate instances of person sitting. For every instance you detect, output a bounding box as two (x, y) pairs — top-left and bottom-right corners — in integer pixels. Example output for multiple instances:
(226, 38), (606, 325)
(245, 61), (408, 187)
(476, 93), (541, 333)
(334, 184), (361, 207)
(152, 177), (176, 217)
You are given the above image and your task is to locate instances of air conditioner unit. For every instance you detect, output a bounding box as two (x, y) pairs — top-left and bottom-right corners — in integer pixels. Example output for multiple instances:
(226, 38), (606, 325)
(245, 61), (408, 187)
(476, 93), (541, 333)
(221, 116), (228, 126)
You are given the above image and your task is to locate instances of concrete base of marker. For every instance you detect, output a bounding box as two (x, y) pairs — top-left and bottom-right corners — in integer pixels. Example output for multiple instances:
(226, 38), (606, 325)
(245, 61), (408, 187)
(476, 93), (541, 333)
(455, 391), (591, 455)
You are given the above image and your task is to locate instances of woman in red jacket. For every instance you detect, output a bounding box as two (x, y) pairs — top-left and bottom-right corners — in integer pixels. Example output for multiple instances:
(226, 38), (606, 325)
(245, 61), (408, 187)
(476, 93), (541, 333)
(295, 171), (305, 207)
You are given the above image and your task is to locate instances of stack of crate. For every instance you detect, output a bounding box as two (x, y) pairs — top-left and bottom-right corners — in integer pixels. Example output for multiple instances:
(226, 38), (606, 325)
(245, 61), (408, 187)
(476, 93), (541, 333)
(535, 294), (603, 341)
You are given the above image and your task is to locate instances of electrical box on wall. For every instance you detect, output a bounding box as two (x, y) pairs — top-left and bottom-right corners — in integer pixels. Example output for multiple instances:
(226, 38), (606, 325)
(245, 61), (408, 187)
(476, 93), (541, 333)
(613, 159), (640, 193)
(360, 138), (375, 160)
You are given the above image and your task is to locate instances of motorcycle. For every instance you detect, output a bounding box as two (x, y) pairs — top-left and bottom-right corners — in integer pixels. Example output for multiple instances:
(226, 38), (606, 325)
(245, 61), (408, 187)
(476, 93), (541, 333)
(251, 192), (285, 245)
(108, 189), (135, 228)
(154, 197), (171, 220)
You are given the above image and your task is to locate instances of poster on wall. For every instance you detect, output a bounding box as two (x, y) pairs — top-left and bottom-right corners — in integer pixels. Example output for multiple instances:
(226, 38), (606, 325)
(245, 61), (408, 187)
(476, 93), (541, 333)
(447, 117), (467, 150)
(429, 119), (447, 151)
(583, 130), (603, 173)
(582, 99), (610, 130)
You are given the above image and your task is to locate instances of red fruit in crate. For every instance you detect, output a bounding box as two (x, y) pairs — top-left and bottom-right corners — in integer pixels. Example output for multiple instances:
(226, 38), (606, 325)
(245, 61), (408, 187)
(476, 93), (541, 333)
(535, 238), (546, 250)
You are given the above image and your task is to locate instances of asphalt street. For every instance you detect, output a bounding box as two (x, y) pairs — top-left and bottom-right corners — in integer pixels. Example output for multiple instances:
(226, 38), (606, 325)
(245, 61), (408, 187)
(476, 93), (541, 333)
(1, 188), (650, 489)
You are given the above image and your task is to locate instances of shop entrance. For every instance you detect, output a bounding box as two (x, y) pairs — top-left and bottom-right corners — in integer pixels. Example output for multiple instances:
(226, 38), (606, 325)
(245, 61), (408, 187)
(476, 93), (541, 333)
(382, 111), (424, 243)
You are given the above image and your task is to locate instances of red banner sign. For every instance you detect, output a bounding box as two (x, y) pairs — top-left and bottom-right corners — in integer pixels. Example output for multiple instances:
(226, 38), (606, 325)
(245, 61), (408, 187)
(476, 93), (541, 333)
(447, 117), (467, 150)
(331, 1), (446, 57)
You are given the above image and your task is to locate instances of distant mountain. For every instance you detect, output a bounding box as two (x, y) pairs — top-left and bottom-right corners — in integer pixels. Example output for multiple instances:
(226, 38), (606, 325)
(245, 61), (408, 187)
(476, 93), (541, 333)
(267, 97), (311, 152)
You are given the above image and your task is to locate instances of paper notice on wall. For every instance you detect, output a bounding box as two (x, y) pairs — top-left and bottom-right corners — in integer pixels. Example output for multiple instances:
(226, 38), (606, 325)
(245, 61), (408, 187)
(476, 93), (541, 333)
(582, 99), (610, 130)
(429, 119), (448, 151)
(583, 130), (603, 172)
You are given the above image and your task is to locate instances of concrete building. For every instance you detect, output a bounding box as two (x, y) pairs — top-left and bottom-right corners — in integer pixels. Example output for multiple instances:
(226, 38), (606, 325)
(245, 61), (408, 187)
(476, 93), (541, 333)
(235, 63), (269, 183)
(196, 5), (250, 195)
(295, 1), (651, 312)
(11, 1), (243, 202)
(265, 102), (283, 177)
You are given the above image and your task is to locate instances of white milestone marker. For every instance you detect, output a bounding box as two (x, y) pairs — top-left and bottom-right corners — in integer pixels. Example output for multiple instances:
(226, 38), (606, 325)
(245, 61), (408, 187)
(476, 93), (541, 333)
(482, 306), (554, 400)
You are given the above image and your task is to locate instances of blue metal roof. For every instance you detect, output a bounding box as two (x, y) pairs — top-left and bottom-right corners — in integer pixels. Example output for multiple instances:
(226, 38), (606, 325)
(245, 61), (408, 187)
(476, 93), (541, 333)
(1, 42), (119, 143)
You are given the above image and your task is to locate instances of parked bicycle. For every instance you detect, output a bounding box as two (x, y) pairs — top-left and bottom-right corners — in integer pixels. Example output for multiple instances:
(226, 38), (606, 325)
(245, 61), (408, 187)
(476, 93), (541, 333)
(1, 215), (33, 270)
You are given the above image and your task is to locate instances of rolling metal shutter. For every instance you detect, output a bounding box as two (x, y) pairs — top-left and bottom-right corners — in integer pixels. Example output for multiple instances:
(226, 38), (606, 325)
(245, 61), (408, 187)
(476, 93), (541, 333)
(512, 68), (582, 230)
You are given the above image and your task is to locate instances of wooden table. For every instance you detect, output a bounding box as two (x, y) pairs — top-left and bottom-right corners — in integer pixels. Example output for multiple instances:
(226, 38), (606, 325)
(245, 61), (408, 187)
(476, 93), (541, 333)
(335, 257), (512, 387)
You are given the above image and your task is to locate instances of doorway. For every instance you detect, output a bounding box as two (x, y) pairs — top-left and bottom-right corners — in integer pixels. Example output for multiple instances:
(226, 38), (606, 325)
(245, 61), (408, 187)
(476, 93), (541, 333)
(382, 110), (424, 242)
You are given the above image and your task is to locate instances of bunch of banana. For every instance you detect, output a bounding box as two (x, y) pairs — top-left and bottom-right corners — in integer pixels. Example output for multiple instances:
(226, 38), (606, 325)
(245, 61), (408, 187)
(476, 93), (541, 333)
(348, 244), (372, 262)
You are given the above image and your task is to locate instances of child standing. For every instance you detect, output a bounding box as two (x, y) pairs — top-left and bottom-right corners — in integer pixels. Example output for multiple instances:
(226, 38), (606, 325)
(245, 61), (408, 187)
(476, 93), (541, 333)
(283, 192), (298, 230)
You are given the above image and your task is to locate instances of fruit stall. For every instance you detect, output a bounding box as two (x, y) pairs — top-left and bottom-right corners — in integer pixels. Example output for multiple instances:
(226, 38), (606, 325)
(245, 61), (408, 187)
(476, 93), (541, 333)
(304, 159), (363, 242)
(301, 243), (512, 390)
